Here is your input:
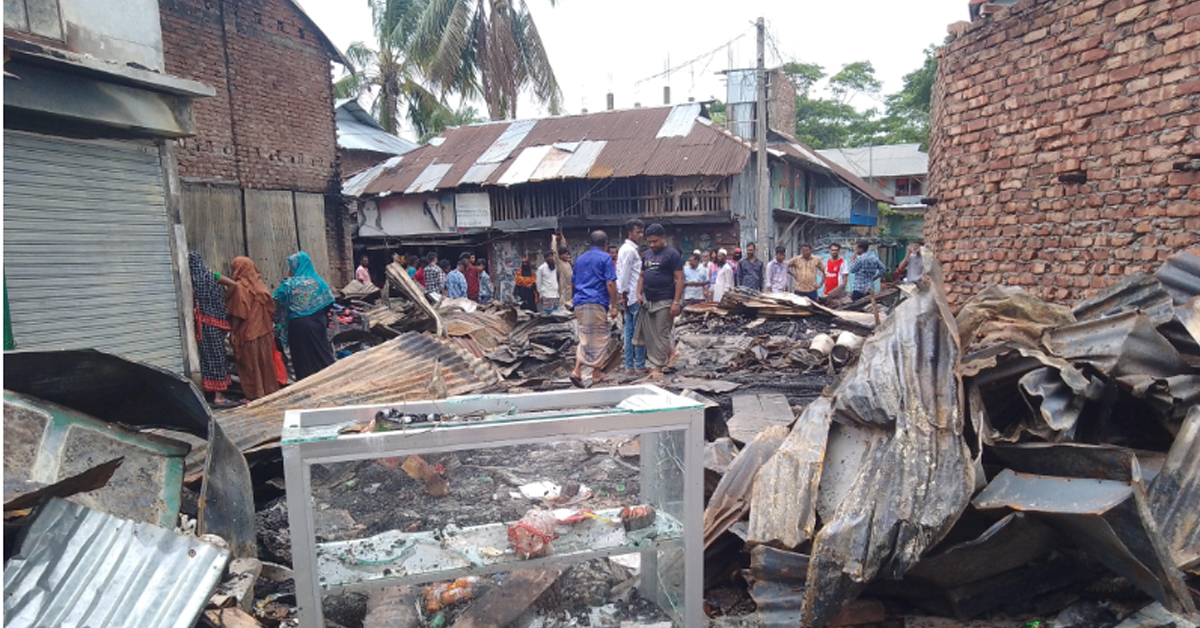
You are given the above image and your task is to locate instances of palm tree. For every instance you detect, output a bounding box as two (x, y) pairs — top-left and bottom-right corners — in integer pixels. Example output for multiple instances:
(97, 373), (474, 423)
(334, 0), (449, 138)
(411, 0), (563, 120)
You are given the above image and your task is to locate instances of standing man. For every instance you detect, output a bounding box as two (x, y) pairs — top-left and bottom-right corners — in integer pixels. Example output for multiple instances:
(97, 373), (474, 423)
(477, 260), (494, 305)
(766, 246), (789, 293)
(462, 252), (481, 301)
(896, 239), (926, 284)
(788, 244), (825, 300)
(570, 230), (619, 387)
(608, 244), (620, 268)
(735, 243), (764, 291)
(423, 252), (446, 296)
(446, 259), (469, 299)
(356, 255), (371, 285)
(553, 234), (574, 308)
(712, 249), (734, 302)
(683, 253), (708, 306)
(635, 223), (684, 378)
(848, 240), (888, 301)
(823, 243), (849, 296)
(536, 250), (559, 312)
(616, 219), (646, 373)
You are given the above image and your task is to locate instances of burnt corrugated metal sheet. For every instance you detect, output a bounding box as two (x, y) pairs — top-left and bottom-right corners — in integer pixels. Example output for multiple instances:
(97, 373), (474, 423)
(1073, 273), (1176, 327)
(359, 105), (751, 196)
(185, 332), (502, 473)
(1044, 310), (1188, 378)
(3, 497), (229, 628)
(1155, 252), (1200, 306)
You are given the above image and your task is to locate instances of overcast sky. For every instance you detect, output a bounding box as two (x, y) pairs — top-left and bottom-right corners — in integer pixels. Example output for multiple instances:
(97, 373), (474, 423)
(297, 0), (970, 140)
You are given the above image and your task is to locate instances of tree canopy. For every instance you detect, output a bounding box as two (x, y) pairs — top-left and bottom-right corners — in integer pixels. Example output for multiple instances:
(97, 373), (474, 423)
(786, 46), (936, 151)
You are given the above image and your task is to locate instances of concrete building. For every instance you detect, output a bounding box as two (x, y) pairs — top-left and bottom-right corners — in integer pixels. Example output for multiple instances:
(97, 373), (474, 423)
(927, 0), (1200, 306)
(159, 0), (353, 288)
(4, 0), (213, 373)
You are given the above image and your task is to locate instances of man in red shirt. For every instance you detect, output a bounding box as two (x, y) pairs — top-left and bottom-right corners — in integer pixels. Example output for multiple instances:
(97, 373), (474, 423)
(461, 252), (481, 300)
(823, 243), (848, 295)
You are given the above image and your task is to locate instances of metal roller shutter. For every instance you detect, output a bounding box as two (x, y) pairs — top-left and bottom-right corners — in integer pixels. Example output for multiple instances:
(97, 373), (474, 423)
(4, 131), (185, 372)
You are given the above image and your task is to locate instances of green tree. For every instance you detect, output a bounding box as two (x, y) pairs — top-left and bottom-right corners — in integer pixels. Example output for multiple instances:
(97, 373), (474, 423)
(706, 98), (726, 126)
(334, 0), (449, 138)
(418, 104), (486, 142)
(878, 45), (937, 149)
(411, 0), (563, 120)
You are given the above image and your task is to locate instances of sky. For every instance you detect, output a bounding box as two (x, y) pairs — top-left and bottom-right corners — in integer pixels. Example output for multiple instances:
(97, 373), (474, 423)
(297, 0), (971, 140)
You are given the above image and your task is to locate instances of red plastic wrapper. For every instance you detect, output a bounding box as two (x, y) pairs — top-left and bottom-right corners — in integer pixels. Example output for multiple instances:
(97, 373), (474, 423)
(620, 504), (656, 532)
(507, 509), (558, 558)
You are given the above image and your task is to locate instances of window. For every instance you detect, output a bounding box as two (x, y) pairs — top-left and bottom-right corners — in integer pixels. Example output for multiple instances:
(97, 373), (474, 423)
(895, 177), (922, 196)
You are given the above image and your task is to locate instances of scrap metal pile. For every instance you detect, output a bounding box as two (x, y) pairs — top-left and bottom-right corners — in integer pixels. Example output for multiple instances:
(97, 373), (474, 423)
(701, 252), (1200, 628)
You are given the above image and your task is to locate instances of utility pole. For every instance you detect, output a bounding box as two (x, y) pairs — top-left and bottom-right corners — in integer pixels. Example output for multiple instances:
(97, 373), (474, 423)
(755, 17), (771, 253)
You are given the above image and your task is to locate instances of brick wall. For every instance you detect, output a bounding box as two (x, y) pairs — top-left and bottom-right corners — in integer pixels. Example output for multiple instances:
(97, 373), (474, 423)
(161, 0), (351, 283)
(341, 149), (394, 180)
(927, 0), (1200, 306)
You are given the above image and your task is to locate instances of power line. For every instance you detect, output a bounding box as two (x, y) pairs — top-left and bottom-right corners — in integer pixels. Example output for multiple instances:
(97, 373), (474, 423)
(633, 34), (747, 86)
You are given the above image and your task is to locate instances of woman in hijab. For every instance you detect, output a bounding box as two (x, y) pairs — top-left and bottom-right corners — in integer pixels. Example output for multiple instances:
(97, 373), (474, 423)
(272, 252), (336, 380)
(189, 252), (234, 406)
(225, 256), (280, 400)
(514, 259), (538, 312)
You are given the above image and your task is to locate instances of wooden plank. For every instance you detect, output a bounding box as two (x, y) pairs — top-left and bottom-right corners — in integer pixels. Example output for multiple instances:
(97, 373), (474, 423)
(294, 192), (333, 284)
(727, 394), (795, 444)
(245, 190), (298, 290)
(181, 185), (244, 275)
(746, 396), (834, 550)
(450, 567), (562, 628)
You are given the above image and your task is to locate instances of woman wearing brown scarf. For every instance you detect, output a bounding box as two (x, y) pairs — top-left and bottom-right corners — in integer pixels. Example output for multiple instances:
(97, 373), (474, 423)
(225, 257), (280, 400)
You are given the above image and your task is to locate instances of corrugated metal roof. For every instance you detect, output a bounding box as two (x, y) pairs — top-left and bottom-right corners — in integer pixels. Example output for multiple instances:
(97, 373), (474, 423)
(406, 162), (454, 194)
(1073, 273), (1176, 328)
(773, 140), (892, 204)
(185, 332), (502, 474)
(336, 101), (419, 156)
(656, 102), (701, 138)
(343, 155), (404, 197)
(3, 497), (229, 628)
(816, 144), (929, 178)
(358, 105), (752, 196)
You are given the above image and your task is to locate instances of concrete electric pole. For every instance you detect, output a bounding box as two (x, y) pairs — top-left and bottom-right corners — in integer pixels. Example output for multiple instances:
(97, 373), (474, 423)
(755, 17), (771, 253)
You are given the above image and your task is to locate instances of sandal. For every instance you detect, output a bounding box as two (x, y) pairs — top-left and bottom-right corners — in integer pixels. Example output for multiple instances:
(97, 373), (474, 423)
(569, 375), (585, 389)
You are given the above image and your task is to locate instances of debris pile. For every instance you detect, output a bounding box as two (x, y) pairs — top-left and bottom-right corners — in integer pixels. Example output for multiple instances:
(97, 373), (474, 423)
(701, 252), (1200, 627)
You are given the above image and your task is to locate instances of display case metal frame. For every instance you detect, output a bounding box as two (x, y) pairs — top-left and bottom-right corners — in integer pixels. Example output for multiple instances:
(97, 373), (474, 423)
(282, 385), (705, 628)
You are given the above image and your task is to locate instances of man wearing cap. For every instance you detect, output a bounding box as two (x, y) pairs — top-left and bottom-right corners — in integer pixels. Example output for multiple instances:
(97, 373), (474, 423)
(713, 248), (735, 302)
(683, 252), (707, 307)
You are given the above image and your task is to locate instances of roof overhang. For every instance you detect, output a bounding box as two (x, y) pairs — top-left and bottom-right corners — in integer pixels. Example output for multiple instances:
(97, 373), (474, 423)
(4, 38), (214, 138)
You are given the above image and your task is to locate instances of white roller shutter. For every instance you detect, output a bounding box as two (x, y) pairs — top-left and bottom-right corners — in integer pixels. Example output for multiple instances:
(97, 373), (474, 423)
(4, 130), (185, 372)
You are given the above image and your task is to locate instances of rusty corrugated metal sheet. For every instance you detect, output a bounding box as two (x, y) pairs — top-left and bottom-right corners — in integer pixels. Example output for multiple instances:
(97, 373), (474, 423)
(358, 106), (752, 195)
(185, 332), (502, 473)
(1155, 251), (1200, 306)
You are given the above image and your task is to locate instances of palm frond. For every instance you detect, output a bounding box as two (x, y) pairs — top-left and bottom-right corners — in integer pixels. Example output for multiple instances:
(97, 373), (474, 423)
(427, 0), (474, 93)
(512, 0), (561, 114)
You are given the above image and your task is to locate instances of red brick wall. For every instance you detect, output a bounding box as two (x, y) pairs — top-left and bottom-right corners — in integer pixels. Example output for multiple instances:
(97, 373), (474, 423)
(341, 149), (394, 180)
(161, 0), (339, 192)
(927, 0), (1200, 306)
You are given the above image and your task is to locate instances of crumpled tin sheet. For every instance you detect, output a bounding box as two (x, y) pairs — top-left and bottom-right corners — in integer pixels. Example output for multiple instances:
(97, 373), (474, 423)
(974, 469), (1195, 614)
(803, 259), (974, 627)
(3, 497), (229, 628)
(1154, 251), (1200, 306)
(1146, 405), (1200, 570)
(1044, 310), (1188, 379)
(1074, 273), (1177, 328)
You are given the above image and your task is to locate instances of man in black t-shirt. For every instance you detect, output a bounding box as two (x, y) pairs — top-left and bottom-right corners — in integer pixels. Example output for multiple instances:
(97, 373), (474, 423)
(634, 223), (684, 377)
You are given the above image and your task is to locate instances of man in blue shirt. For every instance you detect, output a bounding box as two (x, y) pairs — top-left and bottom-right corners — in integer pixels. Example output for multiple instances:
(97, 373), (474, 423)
(848, 240), (888, 301)
(446, 259), (468, 299)
(571, 230), (619, 387)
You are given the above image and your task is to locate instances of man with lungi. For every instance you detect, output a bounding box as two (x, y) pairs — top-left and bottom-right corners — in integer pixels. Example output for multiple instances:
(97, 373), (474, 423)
(570, 230), (619, 387)
(634, 223), (684, 378)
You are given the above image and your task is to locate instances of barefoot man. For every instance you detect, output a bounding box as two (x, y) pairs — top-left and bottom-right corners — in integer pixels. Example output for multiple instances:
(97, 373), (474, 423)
(571, 230), (619, 387)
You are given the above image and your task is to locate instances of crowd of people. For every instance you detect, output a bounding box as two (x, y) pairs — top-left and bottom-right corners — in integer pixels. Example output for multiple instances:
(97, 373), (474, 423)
(345, 227), (926, 389)
(188, 250), (338, 408)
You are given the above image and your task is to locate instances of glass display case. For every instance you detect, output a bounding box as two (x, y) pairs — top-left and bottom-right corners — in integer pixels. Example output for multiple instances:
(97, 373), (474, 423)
(282, 385), (704, 628)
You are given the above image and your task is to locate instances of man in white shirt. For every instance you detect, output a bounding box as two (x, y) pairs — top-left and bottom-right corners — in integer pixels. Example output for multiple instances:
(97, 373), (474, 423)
(536, 250), (559, 312)
(616, 219), (646, 372)
(713, 248), (735, 302)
